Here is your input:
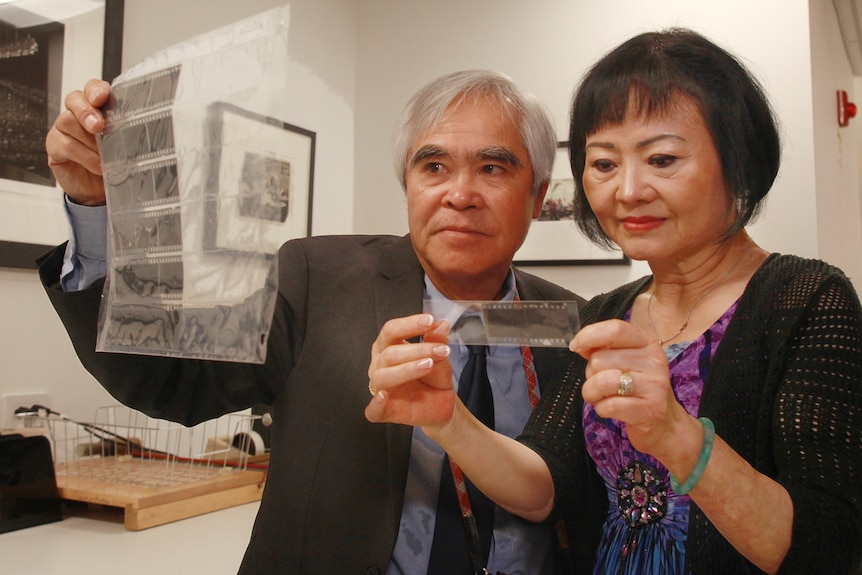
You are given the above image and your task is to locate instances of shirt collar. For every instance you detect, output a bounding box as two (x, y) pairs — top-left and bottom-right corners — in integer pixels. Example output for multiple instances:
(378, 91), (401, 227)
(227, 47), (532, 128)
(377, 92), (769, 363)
(423, 270), (516, 358)
(423, 269), (517, 303)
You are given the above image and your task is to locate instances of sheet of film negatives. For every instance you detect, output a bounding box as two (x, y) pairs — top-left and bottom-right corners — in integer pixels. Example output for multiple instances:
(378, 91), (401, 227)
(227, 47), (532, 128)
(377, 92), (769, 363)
(423, 300), (581, 348)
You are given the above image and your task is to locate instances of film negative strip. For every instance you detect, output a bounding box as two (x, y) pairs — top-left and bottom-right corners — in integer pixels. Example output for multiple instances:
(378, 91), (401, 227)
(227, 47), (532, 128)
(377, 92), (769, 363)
(102, 301), (179, 353)
(100, 110), (175, 167)
(101, 297), (268, 361)
(423, 299), (581, 348)
(111, 206), (183, 257)
(105, 65), (181, 121)
(105, 158), (180, 211)
(483, 301), (576, 347)
(111, 255), (184, 301)
(174, 302), (266, 359)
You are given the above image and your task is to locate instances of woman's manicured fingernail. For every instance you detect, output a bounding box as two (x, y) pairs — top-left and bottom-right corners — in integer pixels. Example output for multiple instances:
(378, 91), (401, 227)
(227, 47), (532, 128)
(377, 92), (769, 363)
(433, 345), (451, 357)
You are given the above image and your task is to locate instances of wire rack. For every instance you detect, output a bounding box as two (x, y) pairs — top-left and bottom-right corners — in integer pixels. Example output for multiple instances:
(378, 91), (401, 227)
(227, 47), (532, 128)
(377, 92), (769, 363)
(20, 405), (268, 529)
(34, 405), (264, 487)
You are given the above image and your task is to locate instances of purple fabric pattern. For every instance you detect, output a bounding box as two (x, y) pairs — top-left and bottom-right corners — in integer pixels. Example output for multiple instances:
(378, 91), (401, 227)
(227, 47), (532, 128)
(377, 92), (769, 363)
(584, 301), (738, 575)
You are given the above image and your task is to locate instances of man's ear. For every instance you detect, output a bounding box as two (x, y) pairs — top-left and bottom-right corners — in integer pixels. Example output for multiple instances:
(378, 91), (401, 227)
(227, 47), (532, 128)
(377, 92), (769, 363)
(532, 181), (549, 218)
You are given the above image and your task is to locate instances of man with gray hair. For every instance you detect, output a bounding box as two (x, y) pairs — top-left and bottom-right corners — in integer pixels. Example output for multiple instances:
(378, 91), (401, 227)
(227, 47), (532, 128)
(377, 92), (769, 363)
(41, 69), (582, 574)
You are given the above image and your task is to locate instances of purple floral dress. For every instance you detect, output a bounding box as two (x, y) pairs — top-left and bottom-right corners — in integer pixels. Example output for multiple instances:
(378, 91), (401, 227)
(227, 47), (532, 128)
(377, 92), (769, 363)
(584, 301), (738, 575)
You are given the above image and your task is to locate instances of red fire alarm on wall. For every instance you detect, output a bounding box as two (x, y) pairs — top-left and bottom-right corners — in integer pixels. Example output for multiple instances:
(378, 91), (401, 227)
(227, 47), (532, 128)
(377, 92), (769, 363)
(837, 90), (857, 127)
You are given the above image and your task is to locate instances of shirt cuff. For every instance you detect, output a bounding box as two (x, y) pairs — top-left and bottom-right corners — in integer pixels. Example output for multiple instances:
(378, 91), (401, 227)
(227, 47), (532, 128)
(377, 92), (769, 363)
(60, 195), (108, 292)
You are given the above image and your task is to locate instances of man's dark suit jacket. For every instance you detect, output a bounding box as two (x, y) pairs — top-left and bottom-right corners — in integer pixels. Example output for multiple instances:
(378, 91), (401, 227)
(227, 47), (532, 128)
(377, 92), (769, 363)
(39, 234), (581, 575)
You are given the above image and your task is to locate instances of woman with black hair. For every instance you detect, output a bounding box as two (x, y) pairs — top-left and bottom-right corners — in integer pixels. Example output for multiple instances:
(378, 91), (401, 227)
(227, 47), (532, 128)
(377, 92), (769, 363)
(367, 28), (862, 574)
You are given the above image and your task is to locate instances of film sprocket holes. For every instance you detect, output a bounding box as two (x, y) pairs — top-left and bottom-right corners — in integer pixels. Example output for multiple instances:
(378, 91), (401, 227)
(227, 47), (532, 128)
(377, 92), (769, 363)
(104, 159), (180, 209)
(106, 65), (182, 122)
(110, 207), (183, 256)
(99, 111), (176, 165)
(423, 300), (581, 348)
(113, 256), (184, 300)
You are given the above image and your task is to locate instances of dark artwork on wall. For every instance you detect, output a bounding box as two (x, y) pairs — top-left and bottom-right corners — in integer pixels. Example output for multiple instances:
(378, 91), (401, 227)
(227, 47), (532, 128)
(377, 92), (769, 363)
(0, 0), (124, 270)
(0, 9), (63, 187)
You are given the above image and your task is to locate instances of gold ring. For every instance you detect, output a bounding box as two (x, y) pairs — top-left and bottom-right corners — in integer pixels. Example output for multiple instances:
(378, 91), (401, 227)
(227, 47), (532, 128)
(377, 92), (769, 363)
(618, 372), (633, 397)
(368, 380), (376, 397)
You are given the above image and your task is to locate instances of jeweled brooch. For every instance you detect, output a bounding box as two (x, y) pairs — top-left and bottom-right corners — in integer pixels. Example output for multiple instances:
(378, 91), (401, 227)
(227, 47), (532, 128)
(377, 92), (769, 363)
(616, 460), (667, 528)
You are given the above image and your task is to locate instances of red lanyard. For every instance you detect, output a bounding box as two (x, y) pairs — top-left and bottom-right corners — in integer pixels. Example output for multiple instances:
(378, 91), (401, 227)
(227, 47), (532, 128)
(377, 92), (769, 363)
(446, 291), (539, 574)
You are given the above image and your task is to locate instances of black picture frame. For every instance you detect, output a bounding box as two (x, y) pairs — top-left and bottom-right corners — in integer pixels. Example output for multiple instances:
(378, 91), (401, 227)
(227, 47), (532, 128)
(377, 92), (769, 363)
(0, 0), (124, 270)
(202, 101), (315, 254)
(514, 141), (629, 266)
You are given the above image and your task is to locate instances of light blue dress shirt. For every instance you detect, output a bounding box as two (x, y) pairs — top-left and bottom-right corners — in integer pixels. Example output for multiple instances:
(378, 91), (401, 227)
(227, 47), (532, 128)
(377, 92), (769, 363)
(387, 277), (554, 575)
(60, 196), (107, 292)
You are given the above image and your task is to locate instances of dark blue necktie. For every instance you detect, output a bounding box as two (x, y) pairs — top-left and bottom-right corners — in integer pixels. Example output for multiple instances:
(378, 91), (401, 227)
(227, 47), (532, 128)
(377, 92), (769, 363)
(427, 344), (496, 575)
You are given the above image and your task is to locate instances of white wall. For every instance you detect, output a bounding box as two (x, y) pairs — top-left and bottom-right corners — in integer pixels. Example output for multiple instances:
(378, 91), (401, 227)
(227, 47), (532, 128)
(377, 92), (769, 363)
(810, 1), (862, 289)
(354, 0), (822, 299)
(121, 0), (358, 237)
(0, 268), (119, 423)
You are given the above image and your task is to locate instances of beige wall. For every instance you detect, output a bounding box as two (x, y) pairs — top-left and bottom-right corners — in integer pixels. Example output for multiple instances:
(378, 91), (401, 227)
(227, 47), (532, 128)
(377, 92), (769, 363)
(354, 0), (829, 298)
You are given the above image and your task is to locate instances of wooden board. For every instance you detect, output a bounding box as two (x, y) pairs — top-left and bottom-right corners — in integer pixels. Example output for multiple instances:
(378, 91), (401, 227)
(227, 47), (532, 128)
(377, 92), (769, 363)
(55, 457), (266, 530)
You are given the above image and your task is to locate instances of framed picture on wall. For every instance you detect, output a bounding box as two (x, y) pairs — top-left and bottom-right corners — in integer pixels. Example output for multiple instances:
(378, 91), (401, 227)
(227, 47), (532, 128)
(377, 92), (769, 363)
(0, 0), (124, 269)
(202, 102), (315, 254)
(514, 141), (628, 266)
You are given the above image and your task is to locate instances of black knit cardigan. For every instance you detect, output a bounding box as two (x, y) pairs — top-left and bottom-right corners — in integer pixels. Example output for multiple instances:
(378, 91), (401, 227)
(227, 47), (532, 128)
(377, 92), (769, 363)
(519, 254), (862, 574)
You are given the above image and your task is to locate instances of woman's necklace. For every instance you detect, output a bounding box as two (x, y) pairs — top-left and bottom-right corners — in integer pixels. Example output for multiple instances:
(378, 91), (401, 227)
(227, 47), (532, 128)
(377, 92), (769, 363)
(646, 243), (750, 346)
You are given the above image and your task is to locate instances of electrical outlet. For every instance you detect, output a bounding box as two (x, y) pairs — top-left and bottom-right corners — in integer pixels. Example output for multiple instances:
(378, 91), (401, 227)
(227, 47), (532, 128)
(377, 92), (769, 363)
(0, 392), (52, 430)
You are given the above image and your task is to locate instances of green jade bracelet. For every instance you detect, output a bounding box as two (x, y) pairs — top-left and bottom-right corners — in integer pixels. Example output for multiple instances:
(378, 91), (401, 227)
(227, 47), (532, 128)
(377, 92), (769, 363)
(670, 417), (715, 495)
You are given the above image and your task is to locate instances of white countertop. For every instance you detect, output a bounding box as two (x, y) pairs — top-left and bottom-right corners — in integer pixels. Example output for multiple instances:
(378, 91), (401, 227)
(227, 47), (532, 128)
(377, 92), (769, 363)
(0, 501), (260, 574)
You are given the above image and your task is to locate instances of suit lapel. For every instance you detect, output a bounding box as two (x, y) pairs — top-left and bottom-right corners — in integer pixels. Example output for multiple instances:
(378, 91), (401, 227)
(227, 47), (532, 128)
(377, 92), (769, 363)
(372, 235), (426, 336)
(370, 235), (426, 535)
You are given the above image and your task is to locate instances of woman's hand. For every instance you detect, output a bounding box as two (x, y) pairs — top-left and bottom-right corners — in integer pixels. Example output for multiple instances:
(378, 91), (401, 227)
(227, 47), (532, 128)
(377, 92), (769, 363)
(364, 313), (455, 428)
(45, 79), (111, 206)
(572, 319), (793, 572)
(571, 319), (696, 461)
